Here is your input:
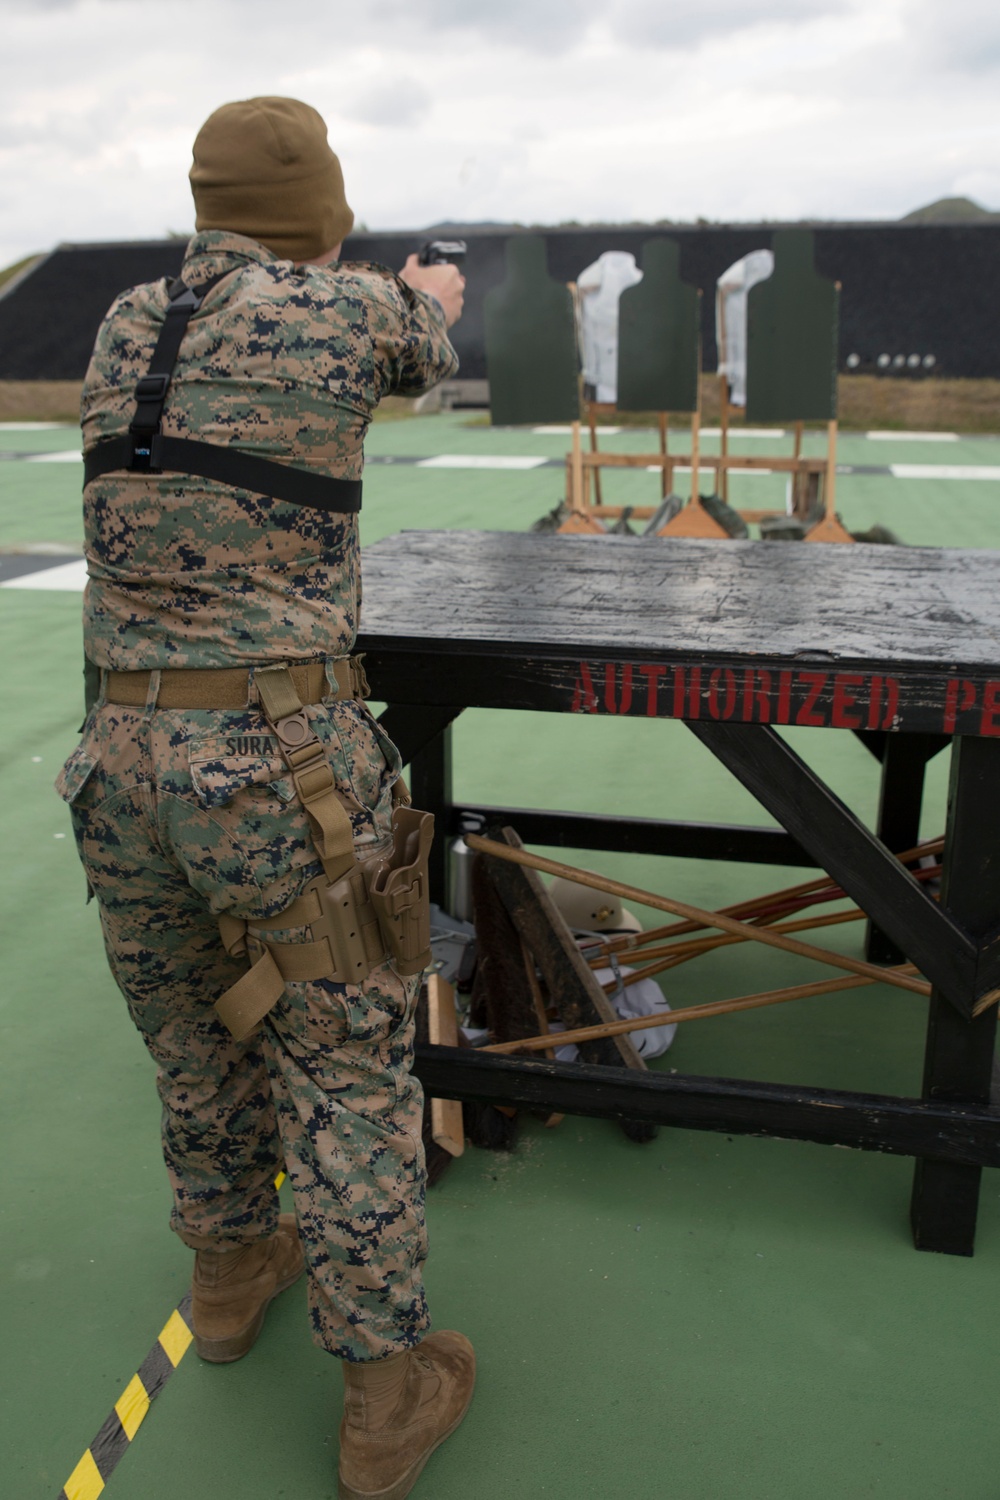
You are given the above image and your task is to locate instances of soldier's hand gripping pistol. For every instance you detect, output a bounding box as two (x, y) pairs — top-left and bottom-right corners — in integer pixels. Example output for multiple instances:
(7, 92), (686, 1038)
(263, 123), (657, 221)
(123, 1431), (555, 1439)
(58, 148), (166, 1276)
(399, 241), (466, 327)
(417, 239), (467, 269)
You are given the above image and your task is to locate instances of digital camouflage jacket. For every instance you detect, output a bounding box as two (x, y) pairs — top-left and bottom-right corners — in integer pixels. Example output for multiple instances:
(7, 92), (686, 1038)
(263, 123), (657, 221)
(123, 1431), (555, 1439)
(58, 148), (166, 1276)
(80, 230), (458, 670)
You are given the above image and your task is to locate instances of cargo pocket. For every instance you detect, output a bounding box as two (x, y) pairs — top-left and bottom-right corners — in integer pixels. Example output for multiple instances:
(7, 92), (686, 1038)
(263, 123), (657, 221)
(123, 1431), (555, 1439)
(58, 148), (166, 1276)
(55, 744), (102, 894)
(184, 734), (317, 900)
(344, 964), (415, 1048)
(55, 745), (99, 806)
(189, 735), (292, 810)
(269, 982), (354, 1053)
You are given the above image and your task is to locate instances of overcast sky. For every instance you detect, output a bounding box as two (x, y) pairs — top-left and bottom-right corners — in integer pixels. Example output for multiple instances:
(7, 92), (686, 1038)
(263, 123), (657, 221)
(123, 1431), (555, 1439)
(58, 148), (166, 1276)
(1, 0), (998, 269)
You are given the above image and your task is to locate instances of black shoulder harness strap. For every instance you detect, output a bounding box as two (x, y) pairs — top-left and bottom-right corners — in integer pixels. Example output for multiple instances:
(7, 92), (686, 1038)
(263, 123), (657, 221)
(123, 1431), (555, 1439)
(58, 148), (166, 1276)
(83, 275), (362, 515)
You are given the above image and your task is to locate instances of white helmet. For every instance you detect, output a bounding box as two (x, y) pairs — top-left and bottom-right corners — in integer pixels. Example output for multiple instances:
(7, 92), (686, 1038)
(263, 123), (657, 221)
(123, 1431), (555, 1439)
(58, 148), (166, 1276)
(549, 875), (643, 934)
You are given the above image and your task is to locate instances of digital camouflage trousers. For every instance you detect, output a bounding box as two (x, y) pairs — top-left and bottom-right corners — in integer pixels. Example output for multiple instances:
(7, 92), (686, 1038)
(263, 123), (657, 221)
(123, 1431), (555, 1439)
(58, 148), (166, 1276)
(56, 672), (429, 1362)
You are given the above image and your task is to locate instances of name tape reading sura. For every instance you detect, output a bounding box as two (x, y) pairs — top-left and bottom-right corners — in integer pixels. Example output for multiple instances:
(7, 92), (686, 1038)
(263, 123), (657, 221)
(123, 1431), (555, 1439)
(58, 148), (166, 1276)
(568, 662), (1000, 737)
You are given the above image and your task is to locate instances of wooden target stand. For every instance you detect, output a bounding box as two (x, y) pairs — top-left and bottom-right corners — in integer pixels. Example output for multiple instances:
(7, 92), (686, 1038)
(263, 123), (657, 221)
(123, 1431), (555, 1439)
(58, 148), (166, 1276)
(561, 390), (850, 544)
(717, 376), (852, 544)
(561, 403), (727, 538)
(560, 239), (728, 538)
(560, 227), (852, 544)
(560, 404), (727, 538)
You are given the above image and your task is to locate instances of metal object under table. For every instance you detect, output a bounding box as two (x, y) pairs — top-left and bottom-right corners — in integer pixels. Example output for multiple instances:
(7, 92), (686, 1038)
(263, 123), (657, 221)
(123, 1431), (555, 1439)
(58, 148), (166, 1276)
(358, 529), (1000, 1255)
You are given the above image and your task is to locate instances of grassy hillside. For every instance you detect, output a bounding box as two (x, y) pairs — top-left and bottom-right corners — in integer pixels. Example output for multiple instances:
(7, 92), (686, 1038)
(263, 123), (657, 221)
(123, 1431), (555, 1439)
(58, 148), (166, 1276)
(0, 254), (40, 292)
(901, 196), (1000, 224)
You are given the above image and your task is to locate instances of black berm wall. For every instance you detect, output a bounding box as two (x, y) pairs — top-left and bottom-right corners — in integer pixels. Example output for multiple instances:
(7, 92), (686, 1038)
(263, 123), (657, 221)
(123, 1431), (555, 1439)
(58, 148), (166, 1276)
(1, 222), (997, 382)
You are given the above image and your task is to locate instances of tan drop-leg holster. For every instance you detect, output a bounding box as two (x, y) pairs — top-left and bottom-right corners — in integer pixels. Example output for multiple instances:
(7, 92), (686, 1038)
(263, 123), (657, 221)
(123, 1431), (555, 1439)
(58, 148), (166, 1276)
(214, 661), (433, 1041)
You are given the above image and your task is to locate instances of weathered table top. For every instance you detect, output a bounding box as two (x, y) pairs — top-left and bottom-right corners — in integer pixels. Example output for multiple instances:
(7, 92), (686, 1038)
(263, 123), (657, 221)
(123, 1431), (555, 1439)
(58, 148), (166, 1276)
(358, 532), (1000, 737)
(359, 531), (1000, 674)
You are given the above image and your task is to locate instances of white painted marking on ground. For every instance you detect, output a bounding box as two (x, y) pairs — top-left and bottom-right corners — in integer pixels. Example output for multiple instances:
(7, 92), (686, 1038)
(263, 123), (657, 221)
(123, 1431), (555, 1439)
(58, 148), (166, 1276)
(415, 454), (549, 470)
(532, 425), (622, 435)
(867, 431), (959, 441)
(889, 464), (1000, 481)
(0, 421), (73, 431)
(25, 450), (83, 463)
(1, 559), (87, 590)
(1, 543), (78, 556)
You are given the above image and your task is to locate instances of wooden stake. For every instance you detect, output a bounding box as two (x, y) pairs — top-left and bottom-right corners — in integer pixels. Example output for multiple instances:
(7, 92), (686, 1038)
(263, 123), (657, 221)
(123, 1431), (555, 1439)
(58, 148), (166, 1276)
(689, 406), (700, 507)
(465, 835), (931, 998)
(560, 418), (606, 533)
(598, 908), (866, 990)
(587, 402), (604, 507)
(972, 987), (1000, 1018)
(570, 419), (584, 512)
(658, 402), (729, 538)
(659, 412), (669, 499)
(589, 885), (863, 966)
(719, 375), (729, 503)
(790, 420), (804, 517)
(426, 974), (465, 1156)
(587, 837), (944, 960)
(825, 415), (836, 515)
(805, 419), (853, 543)
(485, 965), (921, 1056)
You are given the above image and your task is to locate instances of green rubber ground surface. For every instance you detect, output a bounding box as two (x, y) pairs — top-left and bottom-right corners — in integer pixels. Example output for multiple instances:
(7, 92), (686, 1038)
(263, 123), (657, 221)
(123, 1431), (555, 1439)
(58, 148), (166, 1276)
(3, 413), (1000, 1499)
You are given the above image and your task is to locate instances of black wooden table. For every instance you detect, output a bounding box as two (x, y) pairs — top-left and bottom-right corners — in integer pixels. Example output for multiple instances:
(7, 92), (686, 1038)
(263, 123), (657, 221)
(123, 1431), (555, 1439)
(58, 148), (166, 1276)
(358, 531), (1000, 1255)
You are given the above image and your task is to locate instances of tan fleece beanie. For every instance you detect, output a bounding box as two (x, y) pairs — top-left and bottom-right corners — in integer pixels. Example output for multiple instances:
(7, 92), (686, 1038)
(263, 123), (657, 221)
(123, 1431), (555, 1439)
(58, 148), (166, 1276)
(189, 97), (354, 261)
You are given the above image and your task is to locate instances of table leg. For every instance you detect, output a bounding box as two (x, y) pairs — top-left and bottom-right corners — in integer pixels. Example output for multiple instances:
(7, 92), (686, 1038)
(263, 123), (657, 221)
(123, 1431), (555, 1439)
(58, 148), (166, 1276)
(409, 720), (454, 908)
(910, 735), (1000, 1255)
(687, 721), (973, 1006)
(866, 733), (945, 965)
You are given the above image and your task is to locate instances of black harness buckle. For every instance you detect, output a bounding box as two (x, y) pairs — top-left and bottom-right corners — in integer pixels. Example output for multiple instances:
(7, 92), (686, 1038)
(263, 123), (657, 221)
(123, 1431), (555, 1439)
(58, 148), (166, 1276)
(124, 279), (206, 471)
(135, 373), (170, 402)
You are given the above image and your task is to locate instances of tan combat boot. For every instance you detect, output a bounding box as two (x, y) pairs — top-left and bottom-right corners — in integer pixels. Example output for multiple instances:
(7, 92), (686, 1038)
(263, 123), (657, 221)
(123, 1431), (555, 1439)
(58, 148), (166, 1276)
(191, 1211), (305, 1363)
(338, 1331), (476, 1500)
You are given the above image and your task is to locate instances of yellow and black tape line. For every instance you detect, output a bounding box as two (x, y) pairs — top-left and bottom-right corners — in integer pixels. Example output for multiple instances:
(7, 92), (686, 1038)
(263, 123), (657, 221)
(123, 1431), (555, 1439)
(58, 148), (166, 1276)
(58, 1172), (287, 1499)
(57, 1292), (194, 1500)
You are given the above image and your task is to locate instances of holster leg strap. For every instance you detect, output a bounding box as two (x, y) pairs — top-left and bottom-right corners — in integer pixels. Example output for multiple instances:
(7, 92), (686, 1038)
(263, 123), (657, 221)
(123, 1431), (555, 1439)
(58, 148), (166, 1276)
(214, 861), (390, 1039)
(215, 918), (286, 1042)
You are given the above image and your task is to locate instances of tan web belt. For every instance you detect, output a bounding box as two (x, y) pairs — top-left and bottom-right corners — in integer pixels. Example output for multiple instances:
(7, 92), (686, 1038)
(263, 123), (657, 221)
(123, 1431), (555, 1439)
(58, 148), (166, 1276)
(102, 655), (369, 711)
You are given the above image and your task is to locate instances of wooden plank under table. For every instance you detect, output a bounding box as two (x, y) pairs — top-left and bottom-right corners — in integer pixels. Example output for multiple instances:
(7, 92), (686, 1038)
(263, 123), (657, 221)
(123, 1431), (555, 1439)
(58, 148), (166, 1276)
(357, 530), (1000, 1255)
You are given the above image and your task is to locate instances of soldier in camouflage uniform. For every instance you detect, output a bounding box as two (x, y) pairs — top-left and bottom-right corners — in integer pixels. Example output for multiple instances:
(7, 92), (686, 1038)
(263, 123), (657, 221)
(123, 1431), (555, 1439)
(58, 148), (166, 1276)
(56, 97), (475, 1499)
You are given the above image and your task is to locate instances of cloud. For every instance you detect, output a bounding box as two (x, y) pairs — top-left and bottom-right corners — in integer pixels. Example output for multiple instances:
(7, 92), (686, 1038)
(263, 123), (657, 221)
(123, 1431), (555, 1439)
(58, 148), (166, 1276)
(0, 0), (78, 10)
(907, 0), (1000, 72)
(0, 0), (997, 268)
(348, 78), (433, 129)
(379, 0), (854, 51)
